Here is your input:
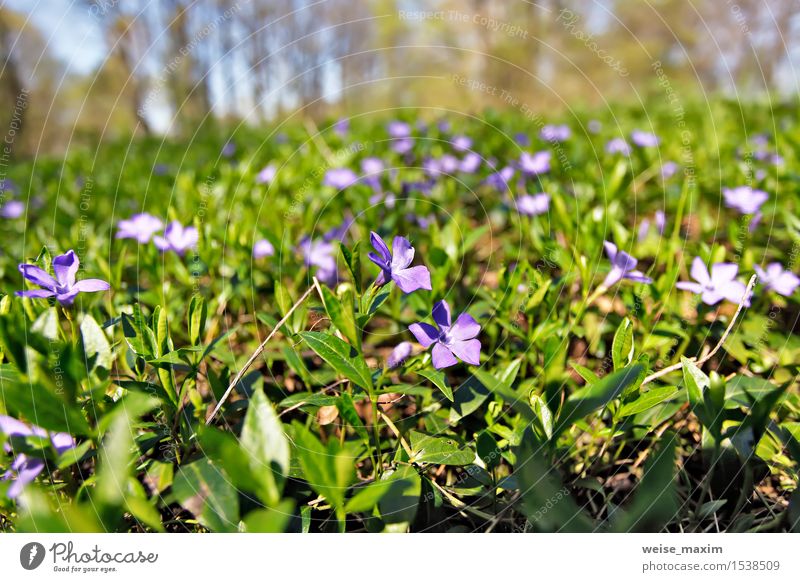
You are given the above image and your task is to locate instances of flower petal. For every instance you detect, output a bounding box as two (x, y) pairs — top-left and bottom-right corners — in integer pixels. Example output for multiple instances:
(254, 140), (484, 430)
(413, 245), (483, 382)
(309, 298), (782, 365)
(0, 415), (34, 437)
(392, 266), (432, 294)
(602, 241), (618, 263)
(432, 300), (452, 329)
(16, 289), (56, 299)
(614, 250), (638, 271)
(602, 266), (624, 288)
(448, 338), (481, 366)
(710, 263), (739, 286)
(431, 342), (458, 369)
(370, 231), (391, 263)
(72, 279), (110, 293)
(675, 281), (703, 294)
(387, 342), (413, 369)
(6, 455), (45, 499)
(52, 250), (79, 288)
(450, 313), (480, 340)
(690, 257), (711, 286)
(390, 236), (415, 271)
(408, 322), (439, 347)
(624, 270), (652, 284)
(18, 264), (57, 291)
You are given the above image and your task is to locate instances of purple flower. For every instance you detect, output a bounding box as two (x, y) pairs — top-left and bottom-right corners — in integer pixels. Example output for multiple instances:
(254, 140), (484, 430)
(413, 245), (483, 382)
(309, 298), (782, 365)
(387, 341), (413, 369)
(392, 138), (413, 155)
(516, 193), (550, 216)
(253, 239), (275, 259)
(361, 157), (384, 176)
(368, 232), (432, 294)
(631, 130), (659, 148)
(588, 120), (602, 134)
(16, 250), (110, 306)
(116, 213), (163, 244)
(451, 135), (472, 152)
(519, 151), (551, 176)
(1, 415), (75, 499)
(755, 263), (800, 297)
(638, 211), (667, 241)
(333, 118), (350, 136)
(388, 121), (411, 138)
(485, 166), (515, 191)
(460, 152), (482, 174)
(606, 138), (631, 155)
(637, 219), (651, 242)
(723, 186), (768, 215)
(324, 168), (358, 189)
(299, 237), (337, 286)
(409, 300), (481, 369)
(0, 199), (24, 219)
(540, 124), (570, 142)
(257, 163), (277, 184)
(154, 221), (198, 255)
(676, 257), (749, 305)
(601, 241), (652, 288)
(661, 161), (678, 179)
(514, 133), (530, 147)
(655, 210), (666, 234)
(222, 142), (236, 157)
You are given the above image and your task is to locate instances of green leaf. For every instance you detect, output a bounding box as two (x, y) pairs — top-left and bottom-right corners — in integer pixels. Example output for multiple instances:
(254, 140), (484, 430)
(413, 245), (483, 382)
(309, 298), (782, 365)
(242, 501), (294, 532)
(188, 295), (208, 346)
(618, 386), (679, 417)
(291, 422), (357, 514)
(417, 368), (453, 401)
(240, 386), (290, 505)
(449, 375), (490, 422)
(472, 368), (535, 420)
(299, 331), (373, 391)
(476, 430), (501, 470)
(571, 364), (599, 385)
(553, 364), (643, 439)
(318, 284), (360, 349)
(337, 393), (370, 444)
(340, 241), (362, 293)
(173, 459), (240, 532)
(529, 394), (554, 440)
(1, 380), (91, 436)
(611, 317), (634, 370)
(409, 431), (474, 465)
(378, 465), (421, 526)
(80, 314), (112, 372)
(514, 428), (593, 532)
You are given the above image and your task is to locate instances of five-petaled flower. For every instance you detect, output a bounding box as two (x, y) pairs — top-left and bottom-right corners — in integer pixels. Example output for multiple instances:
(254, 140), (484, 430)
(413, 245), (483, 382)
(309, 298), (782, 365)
(723, 186), (768, 215)
(409, 300), (481, 369)
(1, 415), (75, 499)
(154, 221), (198, 255)
(676, 257), (750, 306)
(601, 241), (652, 288)
(116, 213), (163, 244)
(516, 193), (550, 216)
(755, 263), (800, 297)
(17, 250), (110, 306)
(368, 232), (432, 294)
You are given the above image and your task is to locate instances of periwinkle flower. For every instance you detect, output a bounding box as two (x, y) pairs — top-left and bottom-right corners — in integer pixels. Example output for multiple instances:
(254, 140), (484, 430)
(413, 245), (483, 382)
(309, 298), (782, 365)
(368, 232), (431, 294)
(392, 138), (413, 155)
(1, 415), (75, 499)
(324, 168), (358, 189)
(451, 135), (472, 152)
(333, 118), (350, 136)
(116, 213), (164, 244)
(541, 124), (570, 142)
(221, 142), (236, 157)
(256, 163), (277, 185)
(631, 130), (659, 148)
(153, 221), (198, 255)
(253, 239), (275, 259)
(0, 199), (24, 219)
(299, 237), (337, 286)
(676, 257), (749, 306)
(519, 151), (551, 176)
(661, 161), (679, 179)
(361, 157), (384, 176)
(754, 263), (800, 297)
(409, 300), (481, 369)
(387, 341), (413, 369)
(637, 211), (666, 241)
(485, 166), (515, 191)
(388, 121), (411, 138)
(601, 241), (652, 288)
(722, 186), (768, 215)
(16, 250), (110, 306)
(514, 133), (530, 147)
(588, 119), (602, 134)
(516, 193), (550, 216)
(460, 152), (482, 174)
(606, 138), (631, 155)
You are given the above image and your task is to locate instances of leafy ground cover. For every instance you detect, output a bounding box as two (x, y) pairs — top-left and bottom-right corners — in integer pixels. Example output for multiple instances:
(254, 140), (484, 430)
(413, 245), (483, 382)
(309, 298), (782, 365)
(1, 101), (799, 532)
